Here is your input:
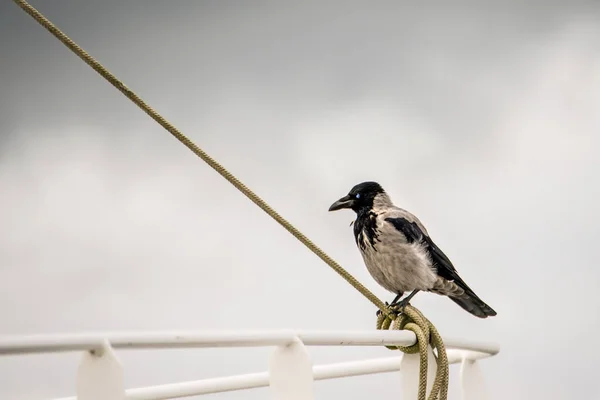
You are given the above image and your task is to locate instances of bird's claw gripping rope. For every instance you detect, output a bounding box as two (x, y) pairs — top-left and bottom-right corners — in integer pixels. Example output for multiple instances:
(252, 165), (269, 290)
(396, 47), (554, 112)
(375, 300), (411, 318)
(12, 1), (449, 399)
(376, 302), (403, 317)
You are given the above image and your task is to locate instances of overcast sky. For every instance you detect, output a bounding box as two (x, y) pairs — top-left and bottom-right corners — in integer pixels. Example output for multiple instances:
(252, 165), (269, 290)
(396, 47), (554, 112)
(1, 1), (600, 399)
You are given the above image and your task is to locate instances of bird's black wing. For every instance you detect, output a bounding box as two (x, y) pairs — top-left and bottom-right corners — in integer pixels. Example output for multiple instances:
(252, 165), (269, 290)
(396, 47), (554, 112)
(384, 217), (473, 292)
(385, 215), (497, 318)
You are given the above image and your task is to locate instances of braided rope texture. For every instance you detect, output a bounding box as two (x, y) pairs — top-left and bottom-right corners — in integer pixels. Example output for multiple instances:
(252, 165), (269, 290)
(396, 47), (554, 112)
(12, 0), (386, 313)
(377, 305), (449, 400)
(13, 1), (450, 398)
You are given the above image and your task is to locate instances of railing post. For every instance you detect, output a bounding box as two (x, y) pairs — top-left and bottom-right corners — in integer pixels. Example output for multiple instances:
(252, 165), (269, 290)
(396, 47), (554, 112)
(76, 339), (125, 400)
(269, 336), (314, 400)
(460, 358), (488, 400)
(400, 345), (437, 398)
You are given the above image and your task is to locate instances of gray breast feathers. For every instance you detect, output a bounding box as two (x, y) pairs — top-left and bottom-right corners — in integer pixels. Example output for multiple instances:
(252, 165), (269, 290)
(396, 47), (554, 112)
(355, 208), (438, 294)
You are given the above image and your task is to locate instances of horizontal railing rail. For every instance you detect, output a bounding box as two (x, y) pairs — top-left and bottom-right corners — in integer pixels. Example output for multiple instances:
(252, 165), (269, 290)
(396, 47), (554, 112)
(0, 330), (499, 400)
(0, 330), (499, 354)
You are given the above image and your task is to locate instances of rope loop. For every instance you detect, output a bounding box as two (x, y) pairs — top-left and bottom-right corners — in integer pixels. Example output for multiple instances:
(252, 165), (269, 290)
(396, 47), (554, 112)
(377, 305), (449, 400)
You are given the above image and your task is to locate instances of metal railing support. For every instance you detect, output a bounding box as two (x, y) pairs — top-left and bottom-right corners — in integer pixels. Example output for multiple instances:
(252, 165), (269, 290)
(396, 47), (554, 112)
(269, 337), (314, 400)
(0, 331), (497, 399)
(460, 357), (488, 400)
(76, 339), (125, 400)
(400, 345), (437, 399)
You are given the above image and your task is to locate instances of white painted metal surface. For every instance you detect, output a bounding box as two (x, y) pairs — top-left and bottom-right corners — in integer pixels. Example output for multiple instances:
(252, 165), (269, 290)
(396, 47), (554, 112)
(76, 340), (125, 400)
(53, 350), (488, 400)
(400, 347), (438, 399)
(0, 330), (499, 354)
(460, 357), (489, 400)
(269, 337), (314, 400)
(0, 330), (499, 400)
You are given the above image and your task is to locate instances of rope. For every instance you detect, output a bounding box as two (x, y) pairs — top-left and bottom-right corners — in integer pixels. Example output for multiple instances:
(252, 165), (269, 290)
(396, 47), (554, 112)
(377, 305), (449, 400)
(14, 0), (387, 313)
(12, 1), (449, 398)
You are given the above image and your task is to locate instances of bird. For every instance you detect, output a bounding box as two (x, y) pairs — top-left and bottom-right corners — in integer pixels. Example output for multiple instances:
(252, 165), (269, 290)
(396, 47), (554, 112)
(328, 181), (496, 318)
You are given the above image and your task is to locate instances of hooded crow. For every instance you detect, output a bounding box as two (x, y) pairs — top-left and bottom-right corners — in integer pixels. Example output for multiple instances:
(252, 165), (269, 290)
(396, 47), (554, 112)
(329, 181), (496, 318)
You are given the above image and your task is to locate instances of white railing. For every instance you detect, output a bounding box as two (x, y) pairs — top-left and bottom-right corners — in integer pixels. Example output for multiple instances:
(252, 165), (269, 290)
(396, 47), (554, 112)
(0, 330), (499, 400)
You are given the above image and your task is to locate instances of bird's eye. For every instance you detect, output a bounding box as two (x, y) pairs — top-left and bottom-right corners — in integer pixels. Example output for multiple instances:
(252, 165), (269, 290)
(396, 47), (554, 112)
(355, 193), (361, 199)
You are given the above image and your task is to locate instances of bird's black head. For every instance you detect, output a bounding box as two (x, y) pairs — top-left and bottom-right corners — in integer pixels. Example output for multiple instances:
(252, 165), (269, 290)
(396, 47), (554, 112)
(328, 181), (385, 213)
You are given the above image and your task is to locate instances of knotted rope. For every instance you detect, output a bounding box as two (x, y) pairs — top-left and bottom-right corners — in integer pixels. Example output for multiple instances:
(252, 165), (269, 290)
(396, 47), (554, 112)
(12, 1), (450, 398)
(377, 305), (449, 400)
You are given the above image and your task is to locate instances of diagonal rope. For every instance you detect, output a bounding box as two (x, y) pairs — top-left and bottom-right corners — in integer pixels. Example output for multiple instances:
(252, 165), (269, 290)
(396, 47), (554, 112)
(13, 0), (387, 313)
(12, 2), (449, 398)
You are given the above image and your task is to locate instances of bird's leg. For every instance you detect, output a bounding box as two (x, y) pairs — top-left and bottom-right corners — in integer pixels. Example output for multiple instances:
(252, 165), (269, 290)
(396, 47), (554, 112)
(389, 292), (404, 307)
(377, 292), (405, 317)
(395, 289), (420, 312)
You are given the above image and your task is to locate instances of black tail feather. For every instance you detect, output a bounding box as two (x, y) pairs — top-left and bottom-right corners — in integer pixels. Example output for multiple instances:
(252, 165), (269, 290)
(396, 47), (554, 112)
(449, 293), (497, 318)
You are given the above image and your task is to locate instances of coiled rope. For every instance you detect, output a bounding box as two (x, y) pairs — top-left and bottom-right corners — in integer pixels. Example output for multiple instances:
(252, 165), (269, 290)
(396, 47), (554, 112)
(12, 1), (449, 398)
(378, 306), (449, 400)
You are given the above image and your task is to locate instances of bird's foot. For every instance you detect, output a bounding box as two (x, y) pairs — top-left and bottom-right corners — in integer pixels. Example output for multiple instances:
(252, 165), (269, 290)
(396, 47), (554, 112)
(388, 289), (419, 314)
(376, 301), (408, 318)
(389, 298), (411, 314)
(376, 302), (390, 317)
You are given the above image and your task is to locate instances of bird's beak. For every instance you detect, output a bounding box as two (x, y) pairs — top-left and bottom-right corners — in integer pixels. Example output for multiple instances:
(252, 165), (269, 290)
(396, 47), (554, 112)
(328, 194), (354, 211)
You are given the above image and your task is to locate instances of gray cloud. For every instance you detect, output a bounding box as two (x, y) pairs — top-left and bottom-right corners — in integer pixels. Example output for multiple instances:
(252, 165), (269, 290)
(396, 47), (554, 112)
(1, 1), (599, 399)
